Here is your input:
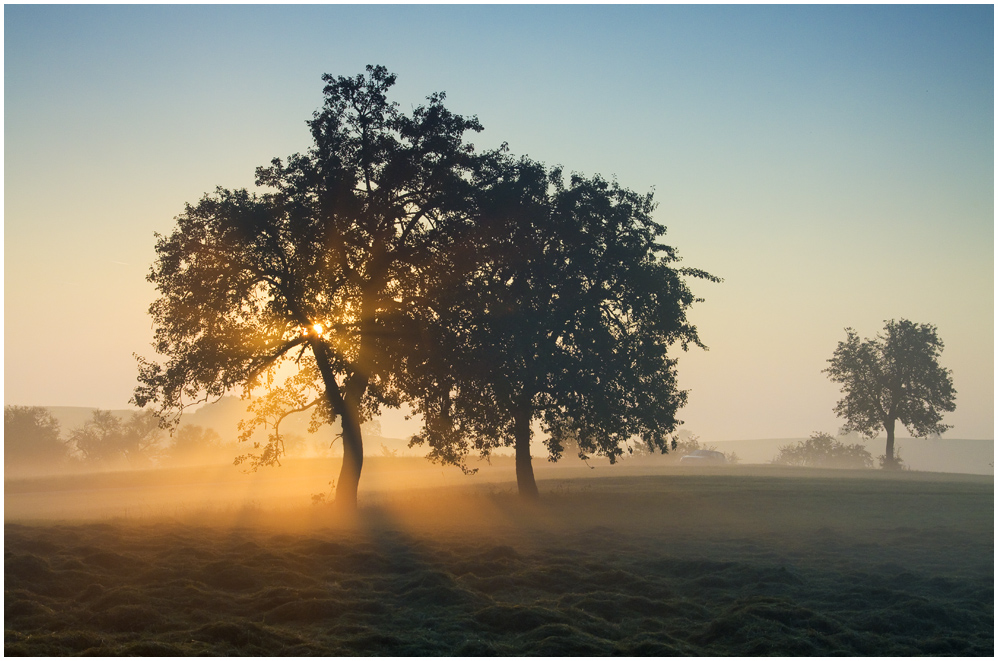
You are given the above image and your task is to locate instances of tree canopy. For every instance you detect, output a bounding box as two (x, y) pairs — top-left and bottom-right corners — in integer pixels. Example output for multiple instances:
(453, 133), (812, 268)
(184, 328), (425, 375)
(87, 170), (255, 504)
(407, 153), (717, 497)
(824, 319), (956, 470)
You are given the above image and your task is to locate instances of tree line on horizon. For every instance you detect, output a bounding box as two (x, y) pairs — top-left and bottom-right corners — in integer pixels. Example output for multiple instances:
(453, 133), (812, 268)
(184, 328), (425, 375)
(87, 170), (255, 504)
(3, 406), (228, 473)
(3, 404), (400, 475)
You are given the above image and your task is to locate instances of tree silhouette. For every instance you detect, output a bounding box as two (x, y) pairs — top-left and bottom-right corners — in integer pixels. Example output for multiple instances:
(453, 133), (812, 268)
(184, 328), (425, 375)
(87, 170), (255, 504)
(4, 406), (67, 472)
(407, 154), (717, 498)
(69, 410), (163, 467)
(824, 319), (956, 470)
(133, 66), (484, 508)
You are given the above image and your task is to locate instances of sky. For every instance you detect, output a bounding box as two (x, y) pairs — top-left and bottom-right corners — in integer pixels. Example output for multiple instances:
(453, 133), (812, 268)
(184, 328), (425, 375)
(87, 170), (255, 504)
(5, 5), (993, 442)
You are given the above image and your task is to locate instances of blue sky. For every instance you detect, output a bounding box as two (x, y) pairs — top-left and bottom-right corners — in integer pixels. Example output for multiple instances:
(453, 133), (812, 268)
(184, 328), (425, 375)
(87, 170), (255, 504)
(5, 5), (993, 441)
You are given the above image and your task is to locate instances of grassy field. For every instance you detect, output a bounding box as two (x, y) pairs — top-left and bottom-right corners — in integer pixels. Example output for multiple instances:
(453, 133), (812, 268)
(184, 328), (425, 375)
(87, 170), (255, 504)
(5, 461), (993, 655)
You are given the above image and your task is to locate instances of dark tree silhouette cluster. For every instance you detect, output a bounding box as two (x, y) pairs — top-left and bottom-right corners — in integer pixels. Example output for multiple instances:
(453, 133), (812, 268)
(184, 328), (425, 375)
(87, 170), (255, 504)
(134, 66), (716, 505)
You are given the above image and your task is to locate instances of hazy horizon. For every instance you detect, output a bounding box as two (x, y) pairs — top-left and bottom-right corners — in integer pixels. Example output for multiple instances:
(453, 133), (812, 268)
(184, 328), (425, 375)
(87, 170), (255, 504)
(5, 5), (993, 442)
(6, 401), (991, 478)
(14, 401), (996, 446)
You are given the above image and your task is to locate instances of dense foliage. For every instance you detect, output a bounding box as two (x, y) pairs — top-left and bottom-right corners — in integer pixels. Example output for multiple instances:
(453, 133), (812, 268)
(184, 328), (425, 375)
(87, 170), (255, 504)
(163, 425), (225, 466)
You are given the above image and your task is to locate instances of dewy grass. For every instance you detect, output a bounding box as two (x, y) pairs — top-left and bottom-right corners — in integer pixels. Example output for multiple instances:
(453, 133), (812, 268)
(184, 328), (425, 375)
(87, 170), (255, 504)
(4, 466), (993, 655)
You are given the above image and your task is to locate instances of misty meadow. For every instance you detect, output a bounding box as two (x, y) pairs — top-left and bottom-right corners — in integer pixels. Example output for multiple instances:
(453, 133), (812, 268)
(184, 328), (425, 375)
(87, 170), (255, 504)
(6, 6), (994, 658)
(5, 462), (993, 656)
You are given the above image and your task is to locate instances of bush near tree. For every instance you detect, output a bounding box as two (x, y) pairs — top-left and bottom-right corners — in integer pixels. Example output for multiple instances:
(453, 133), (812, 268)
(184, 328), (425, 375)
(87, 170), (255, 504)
(772, 432), (873, 469)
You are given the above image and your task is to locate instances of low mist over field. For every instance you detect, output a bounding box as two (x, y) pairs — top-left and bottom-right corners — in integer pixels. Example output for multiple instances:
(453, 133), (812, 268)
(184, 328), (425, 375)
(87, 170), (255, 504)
(5, 464), (993, 655)
(6, 407), (993, 656)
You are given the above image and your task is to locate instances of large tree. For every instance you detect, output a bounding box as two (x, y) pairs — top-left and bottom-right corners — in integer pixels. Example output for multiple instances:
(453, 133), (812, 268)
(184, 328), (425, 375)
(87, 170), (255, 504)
(824, 319), (956, 469)
(133, 66), (484, 507)
(407, 154), (717, 497)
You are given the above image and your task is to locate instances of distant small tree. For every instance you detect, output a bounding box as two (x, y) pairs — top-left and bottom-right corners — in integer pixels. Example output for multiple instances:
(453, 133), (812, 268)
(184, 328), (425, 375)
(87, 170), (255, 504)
(772, 432), (873, 469)
(69, 410), (164, 467)
(825, 319), (956, 470)
(4, 406), (68, 471)
(69, 410), (121, 464)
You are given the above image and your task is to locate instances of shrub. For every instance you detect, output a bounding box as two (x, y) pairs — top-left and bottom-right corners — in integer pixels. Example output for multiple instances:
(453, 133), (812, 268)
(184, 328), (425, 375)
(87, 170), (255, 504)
(772, 432), (873, 469)
(878, 447), (906, 470)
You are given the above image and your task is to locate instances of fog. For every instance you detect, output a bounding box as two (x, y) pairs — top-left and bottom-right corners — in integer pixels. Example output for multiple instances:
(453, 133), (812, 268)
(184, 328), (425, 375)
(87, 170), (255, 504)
(5, 399), (992, 655)
(5, 459), (992, 655)
(6, 399), (992, 656)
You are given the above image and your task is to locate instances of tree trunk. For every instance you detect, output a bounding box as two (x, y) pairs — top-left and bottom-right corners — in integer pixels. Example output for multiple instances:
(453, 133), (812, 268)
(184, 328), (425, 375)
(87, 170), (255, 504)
(335, 376), (367, 509)
(312, 342), (365, 509)
(513, 407), (539, 500)
(883, 418), (898, 470)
